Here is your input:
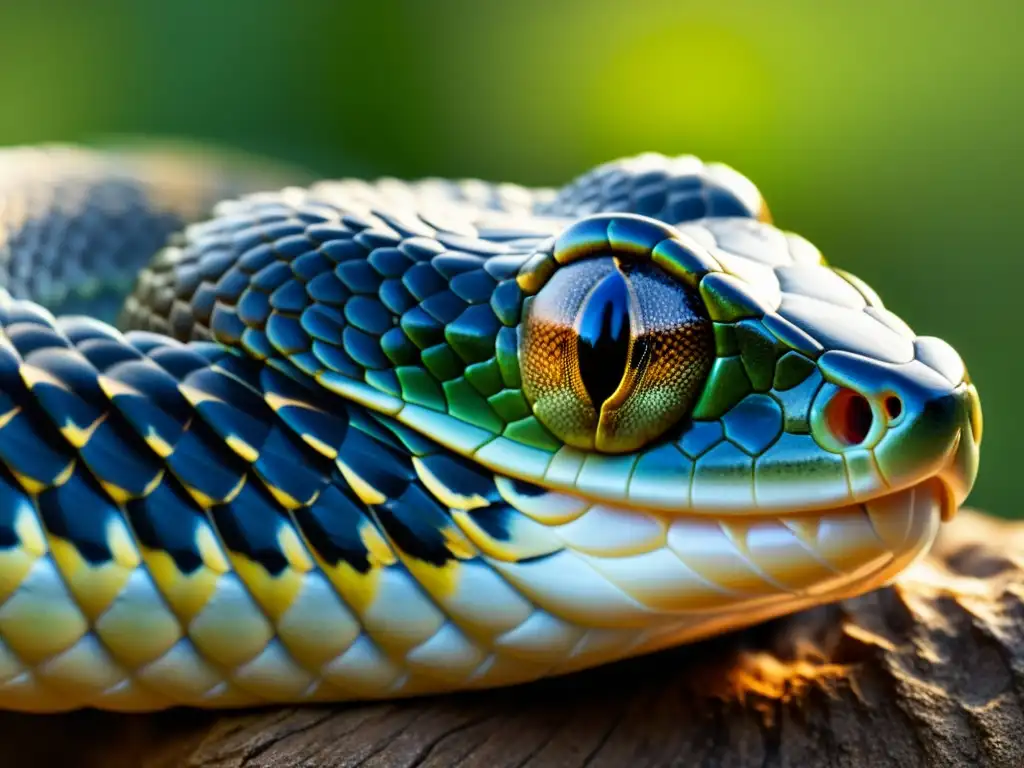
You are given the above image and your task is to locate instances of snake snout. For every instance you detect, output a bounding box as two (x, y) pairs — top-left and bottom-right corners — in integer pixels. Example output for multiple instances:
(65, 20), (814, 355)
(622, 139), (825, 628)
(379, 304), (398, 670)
(812, 347), (981, 516)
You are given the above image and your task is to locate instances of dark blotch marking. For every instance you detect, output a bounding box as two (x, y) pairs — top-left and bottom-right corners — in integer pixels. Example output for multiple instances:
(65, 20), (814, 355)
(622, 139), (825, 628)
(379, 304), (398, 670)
(293, 483), (374, 574)
(37, 469), (115, 566)
(210, 482), (290, 576)
(509, 478), (548, 497)
(126, 478), (205, 575)
(375, 485), (455, 568)
(466, 503), (513, 542)
(0, 467), (31, 550)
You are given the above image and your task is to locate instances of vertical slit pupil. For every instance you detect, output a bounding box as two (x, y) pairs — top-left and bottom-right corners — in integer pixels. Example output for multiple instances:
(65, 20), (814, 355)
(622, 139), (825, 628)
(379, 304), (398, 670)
(577, 268), (631, 408)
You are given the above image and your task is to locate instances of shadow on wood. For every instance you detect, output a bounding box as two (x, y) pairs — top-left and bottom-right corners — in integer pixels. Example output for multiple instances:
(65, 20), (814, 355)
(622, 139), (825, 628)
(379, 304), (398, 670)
(2, 509), (1022, 768)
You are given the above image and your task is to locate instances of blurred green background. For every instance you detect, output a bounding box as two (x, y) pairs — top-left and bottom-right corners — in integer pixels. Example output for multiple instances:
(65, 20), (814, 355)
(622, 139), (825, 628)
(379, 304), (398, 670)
(0, 0), (1018, 515)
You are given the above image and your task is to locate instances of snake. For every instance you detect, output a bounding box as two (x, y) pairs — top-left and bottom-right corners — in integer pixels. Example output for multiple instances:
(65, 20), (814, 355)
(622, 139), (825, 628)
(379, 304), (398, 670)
(0, 145), (980, 713)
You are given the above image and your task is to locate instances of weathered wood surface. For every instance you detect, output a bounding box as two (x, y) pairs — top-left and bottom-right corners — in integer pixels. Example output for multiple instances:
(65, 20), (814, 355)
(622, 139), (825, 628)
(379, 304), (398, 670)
(3, 508), (1023, 768)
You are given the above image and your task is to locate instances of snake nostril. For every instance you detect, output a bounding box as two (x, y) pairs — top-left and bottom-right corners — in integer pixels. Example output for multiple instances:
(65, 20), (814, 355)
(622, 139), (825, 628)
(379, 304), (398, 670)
(884, 395), (903, 420)
(825, 388), (873, 446)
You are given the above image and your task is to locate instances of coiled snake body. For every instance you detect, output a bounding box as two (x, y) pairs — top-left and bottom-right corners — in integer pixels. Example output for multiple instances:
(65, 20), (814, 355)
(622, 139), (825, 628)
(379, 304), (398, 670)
(0, 146), (981, 712)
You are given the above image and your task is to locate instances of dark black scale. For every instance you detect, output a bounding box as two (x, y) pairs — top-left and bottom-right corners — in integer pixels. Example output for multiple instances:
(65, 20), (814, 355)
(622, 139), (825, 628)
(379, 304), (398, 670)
(340, 213), (375, 232)
(445, 304), (500, 364)
(309, 340), (360, 378)
(463, 503), (515, 542)
(508, 477), (549, 497)
(236, 242), (278, 274)
(666, 193), (709, 222)
(576, 266), (632, 408)
(214, 267), (255, 304)
(350, 407), (412, 455)
(293, 481), (374, 574)
(75, 338), (145, 373)
(266, 313), (312, 355)
(415, 452), (501, 505)
(241, 328), (275, 361)
(337, 428), (416, 501)
(0, 345), (23, 388)
(263, 391), (349, 458)
(287, 350), (326, 378)
(183, 367), (275, 455)
(104, 358), (196, 425)
(365, 368), (401, 398)
(251, 423), (333, 506)
(449, 270), (497, 305)
(210, 480), (291, 576)
(367, 414), (436, 458)
(420, 290), (466, 325)
(290, 251), (331, 282)
(344, 295), (392, 336)
(209, 305), (246, 343)
(705, 187), (754, 217)
(0, 300), (58, 328)
(377, 278), (416, 315)
(539, 157), (760, 224)
(76, 420), (164, 496)
(340, 326), (390, 370)
(23, 355), (164, 493)
(102, 379), (188, 452)
(195, 247), (239, 286)
(402, 263), (448, 303)
(431, 253), (485, 279)
(250, 261), (292, 294)
(58, 316), (124, 346)
(379, 327), (420, 367)
(301, 304), (346, 343)
(354, 231), (402, 254)
(398, 237), (446, 263)
(272, 235), (319, 260)
(142, 341), (224, 381)
(185, 283), (218, 328)
(489, 279), (523, 327)
(0, 465), (34, 550)
(373, 484), (459, 568)
(24, 346), (109, 403)
(5, 322), (72, 358)
(335, 259), (382, 294)
(173, 263), (206, 300)
(165, 425), (249, 503)
(305, 224), (354, 244)
(367, 247), (413, 280)
(397, 309), (446, 352)
(305, 272), (349, 306)
(0, 397), (76, 487)
(125, 477), (206, 575)
(122, 330), (176, 356)
(292, 205), (335, 226)
(319, 239), (367, 266)
(37, 467), (120, 566)
(251, 221), (308, 246)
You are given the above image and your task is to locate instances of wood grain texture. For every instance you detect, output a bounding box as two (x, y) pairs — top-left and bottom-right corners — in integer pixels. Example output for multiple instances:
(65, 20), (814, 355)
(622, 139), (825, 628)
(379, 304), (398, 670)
(3, 508), (1023, 768)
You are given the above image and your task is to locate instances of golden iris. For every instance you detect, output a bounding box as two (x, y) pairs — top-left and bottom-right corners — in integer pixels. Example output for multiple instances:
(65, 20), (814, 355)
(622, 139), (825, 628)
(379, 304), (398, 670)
(519, 255), (714, 453)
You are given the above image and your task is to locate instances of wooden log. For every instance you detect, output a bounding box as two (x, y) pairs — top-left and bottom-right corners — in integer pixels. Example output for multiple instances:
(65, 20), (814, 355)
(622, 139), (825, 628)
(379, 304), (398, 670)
(3, 509), (1023, 768)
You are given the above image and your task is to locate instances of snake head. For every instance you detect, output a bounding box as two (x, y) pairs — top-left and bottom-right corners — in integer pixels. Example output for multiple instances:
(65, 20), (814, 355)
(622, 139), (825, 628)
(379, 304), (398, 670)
(514, 212), (981, 526)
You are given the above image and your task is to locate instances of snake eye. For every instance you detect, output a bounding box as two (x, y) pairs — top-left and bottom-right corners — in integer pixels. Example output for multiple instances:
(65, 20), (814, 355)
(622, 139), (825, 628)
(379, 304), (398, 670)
(519, 255), (714, 453)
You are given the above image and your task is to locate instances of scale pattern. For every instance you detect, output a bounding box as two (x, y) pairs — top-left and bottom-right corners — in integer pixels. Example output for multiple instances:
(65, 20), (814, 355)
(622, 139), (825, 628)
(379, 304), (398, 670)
(0, 149), (976, 711)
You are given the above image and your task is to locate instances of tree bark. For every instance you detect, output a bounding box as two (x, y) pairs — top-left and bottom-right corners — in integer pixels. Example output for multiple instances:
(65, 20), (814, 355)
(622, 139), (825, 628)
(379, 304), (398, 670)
(4, 509), (1023, 768)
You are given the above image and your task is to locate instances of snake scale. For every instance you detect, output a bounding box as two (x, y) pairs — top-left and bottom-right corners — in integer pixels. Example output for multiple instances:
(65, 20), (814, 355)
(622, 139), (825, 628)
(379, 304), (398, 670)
(0, 146), (980, 712)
